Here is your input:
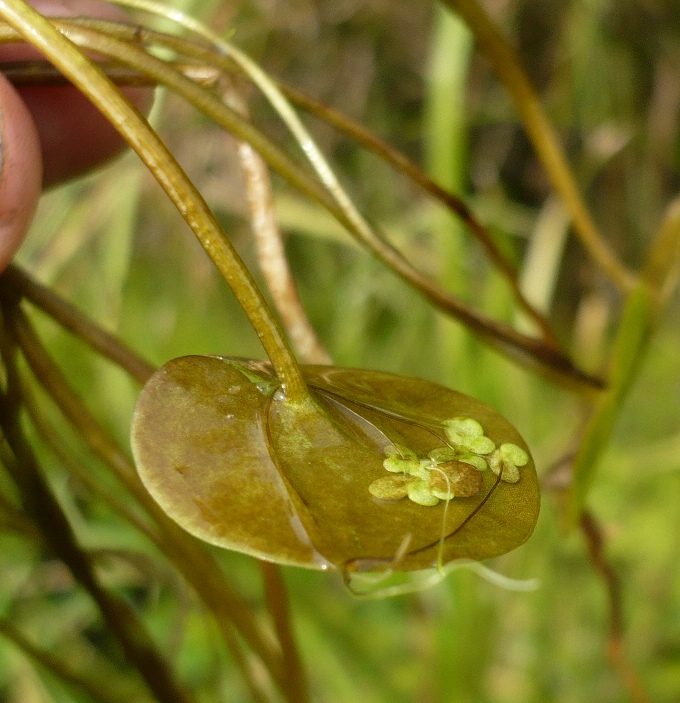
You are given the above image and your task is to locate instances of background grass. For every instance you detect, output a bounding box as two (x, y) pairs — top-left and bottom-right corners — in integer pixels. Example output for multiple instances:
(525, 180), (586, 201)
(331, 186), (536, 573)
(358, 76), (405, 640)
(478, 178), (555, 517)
(2, 0), (680, 701)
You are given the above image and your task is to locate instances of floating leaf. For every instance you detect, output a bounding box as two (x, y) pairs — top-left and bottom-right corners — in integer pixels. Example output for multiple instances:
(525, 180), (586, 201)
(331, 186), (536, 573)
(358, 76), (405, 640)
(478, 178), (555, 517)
(131, 356), (540, 575)
(368, 474), (413, 500)
(489, 443), (529, 484)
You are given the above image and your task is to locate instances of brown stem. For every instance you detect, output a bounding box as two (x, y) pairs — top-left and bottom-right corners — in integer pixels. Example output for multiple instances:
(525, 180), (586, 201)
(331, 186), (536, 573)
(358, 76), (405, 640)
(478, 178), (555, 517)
(1, 57), (560, 349)
(3, 303), (288, 695)
(0, 320), (194, 703)
(225, 82), (332, 365)
(440, 0), (636, 293)
(260, 561), (310, 703)
(580, 512), (651, 703)
(279, 82), (561, 347)
(0, 265), (155, 384)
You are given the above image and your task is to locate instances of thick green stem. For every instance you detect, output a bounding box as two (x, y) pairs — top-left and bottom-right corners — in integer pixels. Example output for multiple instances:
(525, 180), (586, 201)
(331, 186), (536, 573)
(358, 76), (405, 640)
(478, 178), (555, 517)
(568, 285), (654, 523)
(0, 0), (310, 405)
(568, 195), (680, 521)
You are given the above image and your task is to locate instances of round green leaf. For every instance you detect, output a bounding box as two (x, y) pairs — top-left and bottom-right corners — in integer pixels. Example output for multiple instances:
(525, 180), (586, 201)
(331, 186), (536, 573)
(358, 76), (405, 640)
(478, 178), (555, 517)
(131, 356), (540, 575)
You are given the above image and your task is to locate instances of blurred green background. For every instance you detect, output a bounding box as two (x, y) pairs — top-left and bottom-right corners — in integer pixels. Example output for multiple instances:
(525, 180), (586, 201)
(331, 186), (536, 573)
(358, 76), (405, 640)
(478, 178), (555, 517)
(3, 0), (680, 701)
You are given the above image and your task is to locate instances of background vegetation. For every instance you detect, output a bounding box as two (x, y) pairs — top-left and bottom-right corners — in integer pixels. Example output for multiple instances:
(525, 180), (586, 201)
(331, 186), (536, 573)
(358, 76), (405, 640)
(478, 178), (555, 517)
(1, 0), (679, 701)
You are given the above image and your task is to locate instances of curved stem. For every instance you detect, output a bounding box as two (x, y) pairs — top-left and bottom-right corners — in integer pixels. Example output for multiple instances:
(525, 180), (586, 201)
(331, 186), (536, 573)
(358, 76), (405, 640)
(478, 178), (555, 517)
(260, 561), (310, 703)
(1, 265), (155, 384)
(0, 19), (602, 391)
(580, 512), (652, 703)
(3, 49), (527, 332)
(279, 82), (561, 347)
(0, 0), (310, 405)
(225, 84), (332, 364)
(441, 0), (636, 292)
(2, 17), (589, 379)
(47, 24), (602, 393)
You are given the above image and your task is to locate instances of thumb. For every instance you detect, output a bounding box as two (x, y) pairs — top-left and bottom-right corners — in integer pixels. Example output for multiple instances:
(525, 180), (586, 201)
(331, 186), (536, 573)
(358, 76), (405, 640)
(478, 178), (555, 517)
(0, 72), (42, 274)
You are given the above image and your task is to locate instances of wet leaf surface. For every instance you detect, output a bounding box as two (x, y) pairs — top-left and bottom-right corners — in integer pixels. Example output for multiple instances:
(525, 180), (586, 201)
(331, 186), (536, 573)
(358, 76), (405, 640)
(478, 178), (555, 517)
(131, 356), (540, 574)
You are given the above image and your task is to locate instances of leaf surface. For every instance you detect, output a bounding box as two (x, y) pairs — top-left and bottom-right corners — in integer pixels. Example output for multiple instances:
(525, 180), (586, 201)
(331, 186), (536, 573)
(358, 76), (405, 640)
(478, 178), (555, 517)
(131, 356), (540, 573)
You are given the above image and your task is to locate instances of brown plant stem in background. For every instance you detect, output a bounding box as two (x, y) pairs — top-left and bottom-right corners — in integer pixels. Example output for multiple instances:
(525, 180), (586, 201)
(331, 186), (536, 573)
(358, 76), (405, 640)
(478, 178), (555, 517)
(227, 82), (332, 365)
(0, 22), (602, 393)
(0, 310), (194, 703)
(2, 55), (559, 347)
(279, 82), (561, 347)
(580, 512), (651, 703)
(1, 264), (155, 384)
(441, 0), (636, 293)
(261, 561), (310, 703)
(0, 300), (289, 699)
